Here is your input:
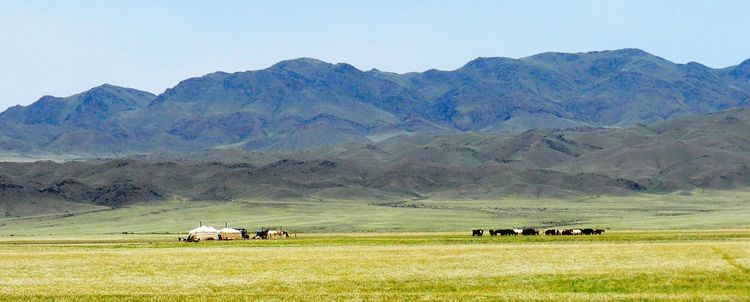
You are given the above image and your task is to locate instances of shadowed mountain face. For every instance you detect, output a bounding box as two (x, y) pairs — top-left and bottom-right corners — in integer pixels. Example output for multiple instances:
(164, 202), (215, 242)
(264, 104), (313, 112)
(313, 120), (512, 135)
(1, 84), (154, 127)
(0, 85), (156, 155)
(2, 49), (750, 156)
(4, 107), (750, 209)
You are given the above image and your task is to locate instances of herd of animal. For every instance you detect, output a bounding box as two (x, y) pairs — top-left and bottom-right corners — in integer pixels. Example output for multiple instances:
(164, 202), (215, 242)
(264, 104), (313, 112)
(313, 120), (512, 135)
(180, 225), (296, 242)
(472, 228), (606, 236)
(253, 228), (293, 239)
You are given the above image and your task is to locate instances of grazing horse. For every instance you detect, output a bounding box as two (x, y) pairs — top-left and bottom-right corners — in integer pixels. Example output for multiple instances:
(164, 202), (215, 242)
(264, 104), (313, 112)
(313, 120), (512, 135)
(581, 228), (595, 235)
(594, 229), (606, 235)
(472, 229), (484, 236)
(522, 229), (539, 235)
(266, 229), (289, 239)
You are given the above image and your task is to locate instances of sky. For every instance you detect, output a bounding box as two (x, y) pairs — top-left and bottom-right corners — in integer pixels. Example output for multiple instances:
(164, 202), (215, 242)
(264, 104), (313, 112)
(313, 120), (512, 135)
(1, 1), (750, 111)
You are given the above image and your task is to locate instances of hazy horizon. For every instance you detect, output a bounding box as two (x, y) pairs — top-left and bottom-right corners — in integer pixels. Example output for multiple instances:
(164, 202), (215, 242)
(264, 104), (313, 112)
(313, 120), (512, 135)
(2, 1), (749, 111)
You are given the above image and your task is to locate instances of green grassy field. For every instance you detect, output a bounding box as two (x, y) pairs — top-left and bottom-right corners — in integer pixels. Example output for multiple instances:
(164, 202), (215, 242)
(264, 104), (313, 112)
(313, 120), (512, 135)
(1, 191), (748, 300)
(1, 190), (749, 235)
(0, 231), (748, 301)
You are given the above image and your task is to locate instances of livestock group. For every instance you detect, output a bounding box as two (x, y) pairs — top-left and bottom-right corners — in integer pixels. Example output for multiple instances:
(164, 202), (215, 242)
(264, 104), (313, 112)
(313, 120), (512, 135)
(180, 224), (295, 242)
(253, 228), (293, 239)
(472, 228), (605, 236)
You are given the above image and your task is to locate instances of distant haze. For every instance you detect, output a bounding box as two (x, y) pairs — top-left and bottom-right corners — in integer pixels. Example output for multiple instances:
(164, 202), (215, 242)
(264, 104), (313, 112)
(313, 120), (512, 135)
(1, 1), (749, 111)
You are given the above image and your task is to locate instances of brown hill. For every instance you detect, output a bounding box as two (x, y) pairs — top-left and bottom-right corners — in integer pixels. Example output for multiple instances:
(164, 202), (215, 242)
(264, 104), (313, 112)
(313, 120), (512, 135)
(4, 107), (750, 217)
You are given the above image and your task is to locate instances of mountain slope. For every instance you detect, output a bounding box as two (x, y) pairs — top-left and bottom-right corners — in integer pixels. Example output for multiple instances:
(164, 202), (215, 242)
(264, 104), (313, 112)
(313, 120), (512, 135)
(0, 84), (154, 126)
(2, 49), (750, 155)
(119, 58), (427, 150)
(0, 85), (156, 155)
(4, 107), (750, 211)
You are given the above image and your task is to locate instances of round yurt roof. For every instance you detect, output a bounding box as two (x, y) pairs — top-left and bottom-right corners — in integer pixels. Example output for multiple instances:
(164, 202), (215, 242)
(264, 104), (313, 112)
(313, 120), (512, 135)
(219, 227), (241, 233)
(190, 225), (219, 234)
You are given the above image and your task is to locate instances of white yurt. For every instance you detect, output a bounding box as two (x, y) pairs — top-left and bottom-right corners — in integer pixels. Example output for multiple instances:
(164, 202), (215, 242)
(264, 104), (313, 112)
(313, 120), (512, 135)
(187, 225), (220, 241)
(218, 227), (242, 240)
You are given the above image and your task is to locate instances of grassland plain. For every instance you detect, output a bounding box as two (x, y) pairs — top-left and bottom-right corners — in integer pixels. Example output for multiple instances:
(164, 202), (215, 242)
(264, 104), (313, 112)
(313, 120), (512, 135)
(0, 231), (748, 301)
(1, 190), (750, 235)
(0, 191), (748, 300)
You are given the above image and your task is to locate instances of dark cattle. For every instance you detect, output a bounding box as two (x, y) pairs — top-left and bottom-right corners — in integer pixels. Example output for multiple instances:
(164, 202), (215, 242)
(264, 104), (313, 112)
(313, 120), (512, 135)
(488, 230), (497, 236)
(561, 229), (573, 235)
(236, 228), (250, 239)
(254, 229), (269, 239)
(581, 228), (595, 235)
(472, 229), (484, 236)
(497, 229), (516, 236)
(545, 229), (558, 235)
(522, 229), (539, 236)
(595, 229), (606, 235)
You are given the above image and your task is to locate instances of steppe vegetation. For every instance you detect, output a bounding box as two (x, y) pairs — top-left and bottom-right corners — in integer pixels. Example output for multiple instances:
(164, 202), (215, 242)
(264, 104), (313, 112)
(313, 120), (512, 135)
(1, 190), (749, 235)
(0, 231), (748, 301)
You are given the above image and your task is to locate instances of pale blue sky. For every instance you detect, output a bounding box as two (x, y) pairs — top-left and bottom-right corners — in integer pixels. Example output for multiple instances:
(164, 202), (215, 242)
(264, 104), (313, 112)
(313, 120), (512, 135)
(1, 1), (749, 111)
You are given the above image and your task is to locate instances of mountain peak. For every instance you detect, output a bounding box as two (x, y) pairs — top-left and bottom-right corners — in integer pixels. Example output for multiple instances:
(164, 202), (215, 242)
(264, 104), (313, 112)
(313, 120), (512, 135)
(525, 51), (582, 63)
(738, 58), (750, 70)
(84, 84), (119, 95)
(269, 57), (331, 71)
(0, 84), (156, 126)
(729, 58), (750, 79)
(96, 83), (118, 89)
(607, 48), (653, 57)
(579, 48), (654, 58)
(67, 84), (153, 101)
(461, 56), (516, 70)
(94, 83), (132, 92)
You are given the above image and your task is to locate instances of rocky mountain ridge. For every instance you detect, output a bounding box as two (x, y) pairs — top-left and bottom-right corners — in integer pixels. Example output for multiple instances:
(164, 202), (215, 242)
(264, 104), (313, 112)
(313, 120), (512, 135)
(2, 49), (750, 156)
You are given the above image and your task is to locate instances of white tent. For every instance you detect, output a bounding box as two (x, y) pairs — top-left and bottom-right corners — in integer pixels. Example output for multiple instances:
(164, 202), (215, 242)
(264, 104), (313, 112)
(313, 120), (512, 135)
(187, 225), (220, 241)
(219, 227), (242, 240)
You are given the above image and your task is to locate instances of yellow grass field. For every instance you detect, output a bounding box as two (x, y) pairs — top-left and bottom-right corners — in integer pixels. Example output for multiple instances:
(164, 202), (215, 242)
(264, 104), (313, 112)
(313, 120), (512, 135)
(3, 190), (750, 236)
(0, 230), (748, 301)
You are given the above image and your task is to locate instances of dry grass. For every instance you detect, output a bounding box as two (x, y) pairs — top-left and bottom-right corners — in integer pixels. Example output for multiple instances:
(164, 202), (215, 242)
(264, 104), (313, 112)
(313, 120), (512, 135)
(0, 231), (748, 301)
(2, 190), (750, 236)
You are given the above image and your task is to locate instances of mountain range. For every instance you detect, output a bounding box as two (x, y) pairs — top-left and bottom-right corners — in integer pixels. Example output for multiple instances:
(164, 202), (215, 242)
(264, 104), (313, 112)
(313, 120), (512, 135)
(3, 48), (750, 156)
(4, 106), (750, 214)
